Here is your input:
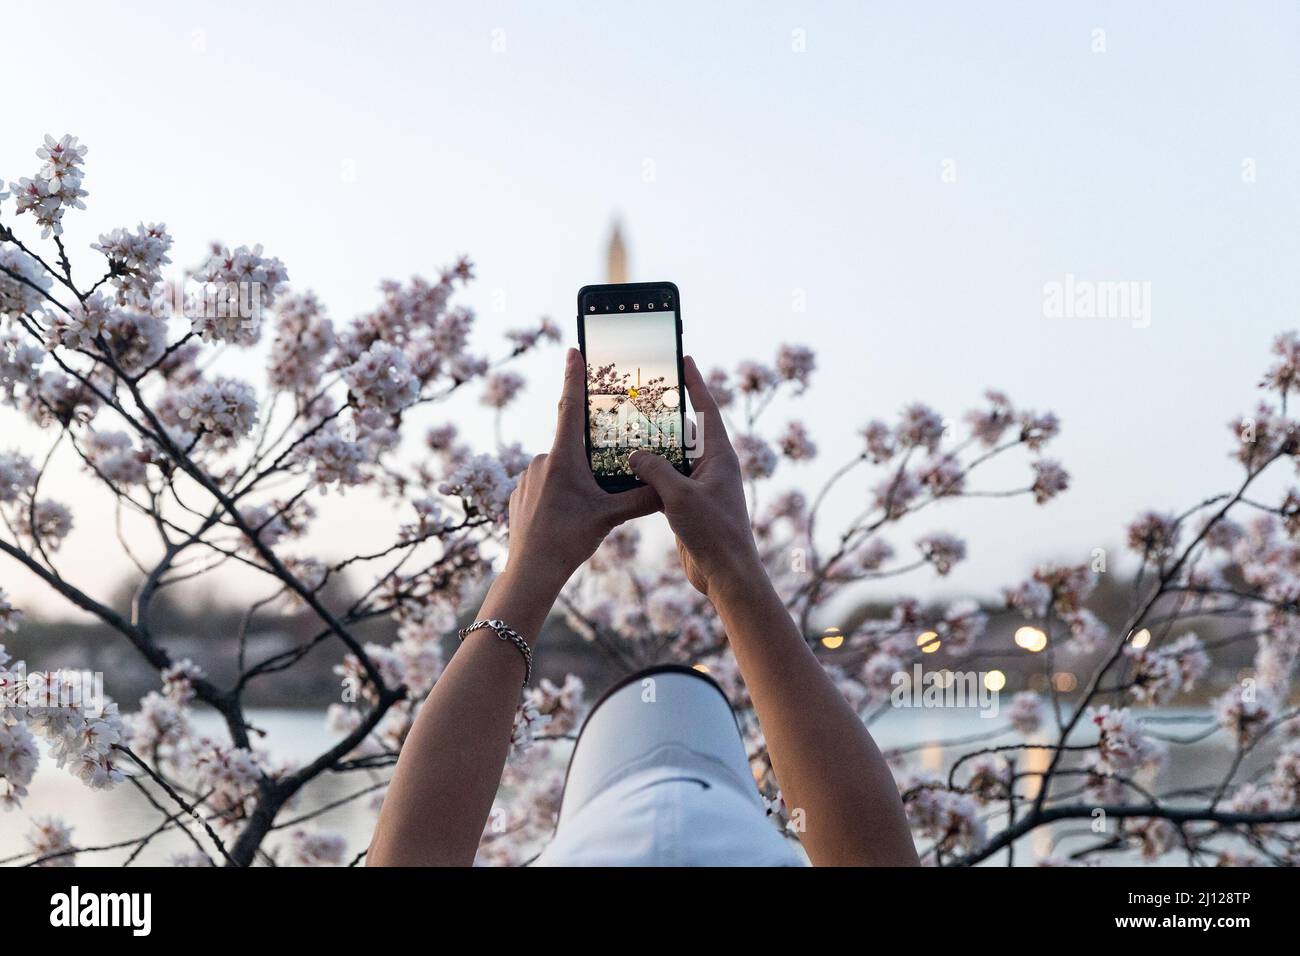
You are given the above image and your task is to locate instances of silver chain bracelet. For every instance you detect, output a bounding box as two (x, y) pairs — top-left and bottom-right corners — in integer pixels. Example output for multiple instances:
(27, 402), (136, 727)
(457, 619), (533, 684)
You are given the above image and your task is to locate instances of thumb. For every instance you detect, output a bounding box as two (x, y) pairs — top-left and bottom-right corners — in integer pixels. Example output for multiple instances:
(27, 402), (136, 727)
(551, 348), (587, 463)
(627, 450), (690, 503)
(602, 484), (661, 525)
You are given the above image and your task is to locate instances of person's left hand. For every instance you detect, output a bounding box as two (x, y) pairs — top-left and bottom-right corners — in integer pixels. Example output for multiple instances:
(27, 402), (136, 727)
(503, 347), (660, 592)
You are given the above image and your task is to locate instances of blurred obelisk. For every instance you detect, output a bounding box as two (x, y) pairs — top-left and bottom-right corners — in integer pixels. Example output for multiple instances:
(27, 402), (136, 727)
(607, 220), (628, 284)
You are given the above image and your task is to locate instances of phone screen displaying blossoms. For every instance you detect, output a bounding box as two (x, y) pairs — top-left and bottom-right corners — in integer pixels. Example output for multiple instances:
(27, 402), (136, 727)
(578, 283), (688, 491)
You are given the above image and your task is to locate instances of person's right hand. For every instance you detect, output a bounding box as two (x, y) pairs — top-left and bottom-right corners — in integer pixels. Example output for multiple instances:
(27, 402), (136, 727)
(628, 356), (764, 601)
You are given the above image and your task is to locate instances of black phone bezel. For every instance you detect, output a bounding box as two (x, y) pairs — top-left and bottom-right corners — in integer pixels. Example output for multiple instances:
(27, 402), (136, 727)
(576, 281), (690, 493)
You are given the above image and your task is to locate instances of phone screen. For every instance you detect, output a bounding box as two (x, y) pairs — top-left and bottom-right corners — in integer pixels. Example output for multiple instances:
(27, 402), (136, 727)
(582, 305), (685, 480)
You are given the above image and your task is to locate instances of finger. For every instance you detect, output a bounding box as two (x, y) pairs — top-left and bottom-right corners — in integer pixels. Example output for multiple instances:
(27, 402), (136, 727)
(507, 479), (522, 525)
(628, 450), (691, 504)
(551, 348), (587, 462)
(602, 484), (661, 524)
(514, 454), (544, 494)
(682, 356), (732, 459)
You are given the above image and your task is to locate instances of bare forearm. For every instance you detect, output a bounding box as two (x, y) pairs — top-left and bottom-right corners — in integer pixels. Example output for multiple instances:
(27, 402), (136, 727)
(710, 571), (919, 866)
(368, 561), (560, 866)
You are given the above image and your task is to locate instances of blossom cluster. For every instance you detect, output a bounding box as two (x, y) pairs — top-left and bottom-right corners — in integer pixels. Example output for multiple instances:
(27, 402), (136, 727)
(90, 223), (172, 307)
(1, 641), (127, 812)
(8, 134), (88, 238)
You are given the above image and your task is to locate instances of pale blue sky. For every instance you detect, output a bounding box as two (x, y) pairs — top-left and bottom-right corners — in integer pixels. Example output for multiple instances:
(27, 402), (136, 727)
(584, 311), (679, 386)
(4, 0), (1299, 613)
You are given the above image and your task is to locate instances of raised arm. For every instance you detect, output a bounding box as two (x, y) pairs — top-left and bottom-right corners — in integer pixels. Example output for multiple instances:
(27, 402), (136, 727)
(369, 349), (657, 866)
(629, 357), (919, 867)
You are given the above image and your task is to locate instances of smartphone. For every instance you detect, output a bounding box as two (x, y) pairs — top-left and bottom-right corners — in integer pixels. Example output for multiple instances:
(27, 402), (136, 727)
(577, 281), (690, 492)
